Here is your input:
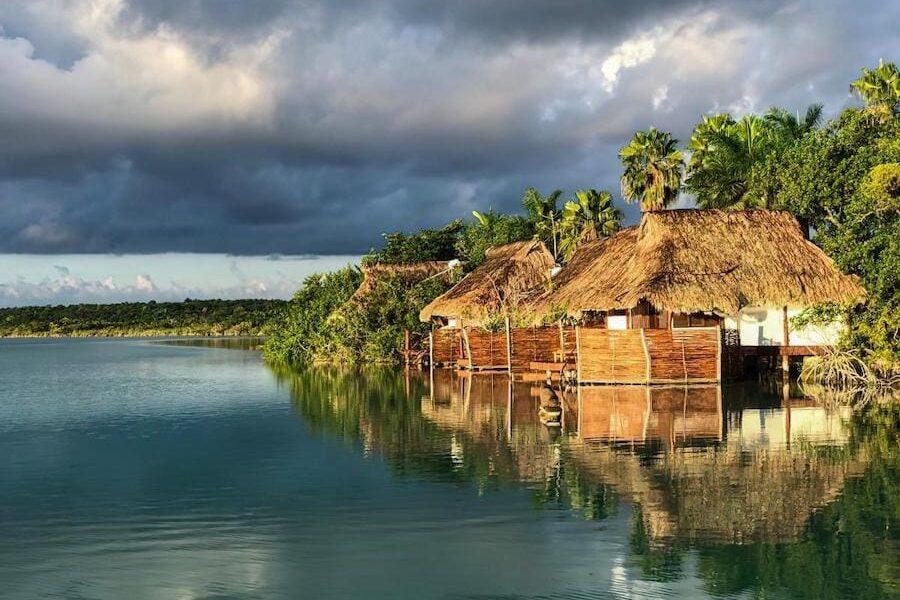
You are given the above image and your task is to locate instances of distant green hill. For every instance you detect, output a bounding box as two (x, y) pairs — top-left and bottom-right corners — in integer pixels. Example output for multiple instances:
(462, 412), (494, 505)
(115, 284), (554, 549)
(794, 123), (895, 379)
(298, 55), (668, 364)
(0, 299), (288, 338)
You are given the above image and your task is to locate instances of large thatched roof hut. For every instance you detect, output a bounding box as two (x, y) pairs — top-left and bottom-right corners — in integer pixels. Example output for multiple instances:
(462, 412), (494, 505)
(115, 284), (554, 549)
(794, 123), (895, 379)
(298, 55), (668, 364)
(539, 209), (863, 318)
(533, 210), (863, 354)
(420, 240), (554, 327)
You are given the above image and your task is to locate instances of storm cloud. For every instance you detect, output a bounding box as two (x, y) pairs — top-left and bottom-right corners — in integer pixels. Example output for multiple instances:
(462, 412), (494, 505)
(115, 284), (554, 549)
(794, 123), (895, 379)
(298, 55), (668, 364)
(0, 0), (896, 254)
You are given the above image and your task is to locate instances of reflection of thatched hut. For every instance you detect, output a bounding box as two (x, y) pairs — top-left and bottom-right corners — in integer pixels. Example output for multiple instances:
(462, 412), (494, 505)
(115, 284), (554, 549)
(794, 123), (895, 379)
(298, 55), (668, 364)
(350, 261), (456, 304)
(420, 241), (555, 327)
(538, 210), (863, 339)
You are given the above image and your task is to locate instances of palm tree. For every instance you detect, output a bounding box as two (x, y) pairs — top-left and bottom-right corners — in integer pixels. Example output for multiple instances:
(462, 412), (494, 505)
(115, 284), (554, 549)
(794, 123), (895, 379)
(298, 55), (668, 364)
(559, 189), (621, 261)
(686, 115), (773, 208)
(685, 106), (824, 209)
(619, 128), (684, 212)
(850, 61), (900, 112)
(522, 187), (563, 260)
(764, 104), (823, 141)
(687, 113), (735, 171)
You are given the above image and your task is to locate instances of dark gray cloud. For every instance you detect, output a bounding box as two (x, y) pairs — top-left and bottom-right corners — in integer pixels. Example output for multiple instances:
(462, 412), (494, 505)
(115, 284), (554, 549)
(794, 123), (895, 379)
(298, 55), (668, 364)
(0, 0), (896, 254)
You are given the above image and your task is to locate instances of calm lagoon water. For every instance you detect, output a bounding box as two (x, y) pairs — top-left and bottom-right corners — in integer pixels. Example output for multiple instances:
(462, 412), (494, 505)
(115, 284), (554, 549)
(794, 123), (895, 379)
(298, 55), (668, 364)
(0, 339), (896, 599)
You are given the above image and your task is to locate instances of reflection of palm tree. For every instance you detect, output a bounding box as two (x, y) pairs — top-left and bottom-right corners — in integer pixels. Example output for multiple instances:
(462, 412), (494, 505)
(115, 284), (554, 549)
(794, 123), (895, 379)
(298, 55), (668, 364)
(619, 128), (684, 212)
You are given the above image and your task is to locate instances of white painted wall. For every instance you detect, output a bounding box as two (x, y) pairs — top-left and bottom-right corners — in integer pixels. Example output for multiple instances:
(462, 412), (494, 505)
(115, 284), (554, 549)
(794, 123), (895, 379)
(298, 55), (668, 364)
(607, 315), (628, 330)
(723, 306), (844, 346)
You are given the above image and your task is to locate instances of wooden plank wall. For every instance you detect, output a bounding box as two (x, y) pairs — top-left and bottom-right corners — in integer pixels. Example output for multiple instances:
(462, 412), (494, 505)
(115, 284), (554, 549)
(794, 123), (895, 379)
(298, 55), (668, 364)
(508, 325), (562, 371)
(577, 328), (649, 384)
(464, 328), (509, 370)
(431, 328), (461, 365)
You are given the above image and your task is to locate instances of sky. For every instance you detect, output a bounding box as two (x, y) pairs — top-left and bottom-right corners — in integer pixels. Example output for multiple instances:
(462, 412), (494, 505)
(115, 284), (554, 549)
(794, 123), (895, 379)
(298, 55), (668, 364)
(0, 254), (357, 306)
(0, 0), (897, 305)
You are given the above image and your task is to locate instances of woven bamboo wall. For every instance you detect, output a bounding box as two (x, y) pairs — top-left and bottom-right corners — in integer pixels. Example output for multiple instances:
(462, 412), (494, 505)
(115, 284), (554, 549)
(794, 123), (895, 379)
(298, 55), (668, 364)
(464, 328), (509, 370)
(577, 328), (650, 383)
(508, 325), (562, 371)
(561, 326), (578, 360)
(431, 328), (461, 365)
(645, 328), (720, 382)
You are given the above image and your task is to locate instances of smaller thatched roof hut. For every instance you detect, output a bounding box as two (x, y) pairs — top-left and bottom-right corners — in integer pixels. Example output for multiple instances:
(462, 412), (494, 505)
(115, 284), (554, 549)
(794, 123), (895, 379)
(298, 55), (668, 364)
(535, 209), (864, 318)
(420, 240), (555, 326)
(350, 261), (456, 305)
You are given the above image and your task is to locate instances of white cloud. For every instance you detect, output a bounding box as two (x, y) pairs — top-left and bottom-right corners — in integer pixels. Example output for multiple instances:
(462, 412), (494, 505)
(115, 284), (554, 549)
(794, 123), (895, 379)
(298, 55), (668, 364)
(652, 85), (670, 111)
(134, 274), (156, 292)
(0, 0), (279, 147)
(598, 35), (659, 93)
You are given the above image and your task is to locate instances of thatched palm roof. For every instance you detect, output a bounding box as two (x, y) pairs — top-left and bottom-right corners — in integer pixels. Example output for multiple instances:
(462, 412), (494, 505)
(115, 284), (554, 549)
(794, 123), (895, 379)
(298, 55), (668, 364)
(420, 240), (555, 325)
(350, 261), (455, 304)
(537, 209), (864, 316)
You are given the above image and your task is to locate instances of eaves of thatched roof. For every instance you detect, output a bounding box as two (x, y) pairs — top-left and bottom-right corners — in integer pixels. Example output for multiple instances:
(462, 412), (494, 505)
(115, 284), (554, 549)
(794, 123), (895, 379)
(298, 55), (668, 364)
(420, 240), (555, 325)
(536, 209), (864, 317)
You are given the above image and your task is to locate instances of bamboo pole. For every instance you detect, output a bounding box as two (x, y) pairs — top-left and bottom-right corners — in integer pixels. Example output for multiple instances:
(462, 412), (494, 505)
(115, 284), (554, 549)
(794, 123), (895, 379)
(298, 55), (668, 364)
(404, 329), (411, 366)
(462, 327), (472, 370)
(782, 305), (790, 376)
(575, 324), (582, 384)
(640, 328), (651, 384)
(505, 316), (512, 375)
(715, 328), (722, 383)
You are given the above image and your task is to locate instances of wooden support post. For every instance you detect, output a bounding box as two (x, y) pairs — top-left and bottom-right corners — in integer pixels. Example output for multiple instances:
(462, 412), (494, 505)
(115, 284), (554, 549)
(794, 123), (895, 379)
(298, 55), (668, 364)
(504, 316), (512, 376)
(428, 330), (434, 368)
(782, 305), (791, 377)
(715, 328), (722, 383)
(640, 328), (651, 384)
(575, 324), (582, 384)
(462, 328), (472, 370)
(404, 329), (411, 366)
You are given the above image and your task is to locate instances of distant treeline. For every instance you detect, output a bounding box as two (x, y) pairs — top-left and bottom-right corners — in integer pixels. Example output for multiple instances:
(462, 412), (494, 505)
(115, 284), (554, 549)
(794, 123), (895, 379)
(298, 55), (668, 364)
(0, 299), (288, 338)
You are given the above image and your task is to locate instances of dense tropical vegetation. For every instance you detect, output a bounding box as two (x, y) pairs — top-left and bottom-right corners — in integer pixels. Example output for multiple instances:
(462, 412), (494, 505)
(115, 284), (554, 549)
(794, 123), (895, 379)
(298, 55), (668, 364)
(0, 299), (287, 337)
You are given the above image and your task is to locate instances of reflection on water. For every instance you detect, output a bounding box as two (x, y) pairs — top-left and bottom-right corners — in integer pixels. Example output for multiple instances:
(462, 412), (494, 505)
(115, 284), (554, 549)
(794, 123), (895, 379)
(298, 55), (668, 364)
(155, 336), (266, 350)
(1, 340), (895, 600)
(278, 366), (899, 598)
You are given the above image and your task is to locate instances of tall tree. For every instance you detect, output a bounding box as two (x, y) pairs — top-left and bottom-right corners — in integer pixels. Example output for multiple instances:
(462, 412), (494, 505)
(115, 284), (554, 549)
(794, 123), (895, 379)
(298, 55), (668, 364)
(559, 189), (621, 261)
(686, 106), (823, 209)
(764, 104), (824, 142)
(619, 128), (684, 212)
(523, 187), (564, 260)
(850, 61), (900, 112)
